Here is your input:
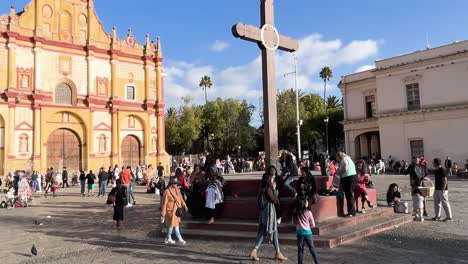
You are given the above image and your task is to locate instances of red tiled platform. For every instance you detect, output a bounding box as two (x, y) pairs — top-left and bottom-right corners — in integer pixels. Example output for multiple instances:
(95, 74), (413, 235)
(222, 176), (376, 222)
(222, 190), (377, 221)
(164, 207), (413, 248)
(166, 175), (413, 248)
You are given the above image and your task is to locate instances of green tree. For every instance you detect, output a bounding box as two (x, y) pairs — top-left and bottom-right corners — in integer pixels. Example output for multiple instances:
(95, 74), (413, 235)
(277, 89), (307, 151)
(319, 67), (333, 105)
(326, 95), (342, 109)
(199, 75), (213, 105)
(178, 104), (202, 153)
(165, 107), (180, 154)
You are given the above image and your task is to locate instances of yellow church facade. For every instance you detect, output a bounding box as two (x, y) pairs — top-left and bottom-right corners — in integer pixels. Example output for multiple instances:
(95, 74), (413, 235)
(0, 0), (168, 174)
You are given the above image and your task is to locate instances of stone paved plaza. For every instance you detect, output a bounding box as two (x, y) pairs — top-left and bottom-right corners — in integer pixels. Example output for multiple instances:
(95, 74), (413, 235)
(1, 174), (468, 264)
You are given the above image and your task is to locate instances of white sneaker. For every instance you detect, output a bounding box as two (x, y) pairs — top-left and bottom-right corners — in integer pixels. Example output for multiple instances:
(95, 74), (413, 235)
(126, 203), (133, 207)
(164, 238), (175, 244)
(178, 239), (186, 245)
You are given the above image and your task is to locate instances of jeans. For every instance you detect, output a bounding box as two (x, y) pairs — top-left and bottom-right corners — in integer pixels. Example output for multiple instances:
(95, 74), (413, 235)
(128, 183), (136, 204)
(32, 180), (38, 191)
(123, 185), (129, 205)
(80, 180), (86, 195)
(447, 168), (453, 177)
(341, 175), (357, 215)
(167, 226), (182, 240)
(254, 224), (279, 252)
(98, 181), (107, 196)
(434, 190), (453, 219)
(284, 177), (296, 195)
(297, 234), (320, 264)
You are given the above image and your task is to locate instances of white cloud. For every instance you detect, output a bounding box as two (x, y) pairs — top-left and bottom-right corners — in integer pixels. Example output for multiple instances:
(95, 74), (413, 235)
(164, 33), (380, 122)
(211, 40), (230, 52)
(355, 64), (375, 73)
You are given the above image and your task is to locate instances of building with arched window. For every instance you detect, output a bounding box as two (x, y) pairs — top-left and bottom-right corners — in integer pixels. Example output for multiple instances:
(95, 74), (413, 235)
(0, 0), (168, 174)
(340, 40), (468, 167)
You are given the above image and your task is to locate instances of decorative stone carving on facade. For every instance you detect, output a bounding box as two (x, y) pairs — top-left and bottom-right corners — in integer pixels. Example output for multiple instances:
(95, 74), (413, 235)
(151, 136), (157, 152)
(16, 67), (33, 91)
(0, 0), (168, 173)
(60, 11), (72, 41)
(98, 134), (107, 153)
(62, 113), (69, 123)
(96, 77), (108, 97)
(18, 134), (29, 153)
(42, 5), (53, 19)
(94, 122), (112, 131)
(15, 122), (33, 131)
(402, 74), (422, 84)
(59, 56), (72, 76)
(128, 116), (135, 128)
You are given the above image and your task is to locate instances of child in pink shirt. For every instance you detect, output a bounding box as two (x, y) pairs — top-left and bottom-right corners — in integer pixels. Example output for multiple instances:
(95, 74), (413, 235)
(292, 198), (320, 264)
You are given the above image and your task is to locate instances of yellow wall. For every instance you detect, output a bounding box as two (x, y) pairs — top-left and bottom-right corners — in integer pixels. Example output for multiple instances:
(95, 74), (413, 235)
(0, 0), (168, 174)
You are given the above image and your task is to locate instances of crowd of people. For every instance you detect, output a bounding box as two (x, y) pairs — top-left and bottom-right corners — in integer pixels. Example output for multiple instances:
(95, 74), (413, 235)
(0, 149), (460, 263)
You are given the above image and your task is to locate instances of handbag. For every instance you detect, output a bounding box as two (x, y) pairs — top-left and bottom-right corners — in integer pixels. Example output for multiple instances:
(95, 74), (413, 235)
(394, 201), (408, 214)
(106, 190), (116, 204)
(169, 188), (185, 218)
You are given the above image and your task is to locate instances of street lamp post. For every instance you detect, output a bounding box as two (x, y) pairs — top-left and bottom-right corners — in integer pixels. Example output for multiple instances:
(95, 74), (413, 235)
(324, 116), (329, 156)
(284, 53), (302, 160)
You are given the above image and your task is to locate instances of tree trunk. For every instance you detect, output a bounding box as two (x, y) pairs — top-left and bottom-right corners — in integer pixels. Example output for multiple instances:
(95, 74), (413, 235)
(323, 80), (327, 107)
(204, 87), (208, 104)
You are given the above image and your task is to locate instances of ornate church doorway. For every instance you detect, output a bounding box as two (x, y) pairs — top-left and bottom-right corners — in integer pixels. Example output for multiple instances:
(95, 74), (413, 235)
(121, 135), (141, 168)
(46, 129), (82, 171)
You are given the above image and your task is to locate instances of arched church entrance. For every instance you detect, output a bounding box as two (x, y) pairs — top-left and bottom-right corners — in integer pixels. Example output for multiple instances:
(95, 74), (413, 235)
(46, 129), (82, 171)
(121, 135), (141, 168)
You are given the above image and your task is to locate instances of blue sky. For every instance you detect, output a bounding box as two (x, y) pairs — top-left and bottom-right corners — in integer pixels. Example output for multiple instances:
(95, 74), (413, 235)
(3, 0), (468, 124)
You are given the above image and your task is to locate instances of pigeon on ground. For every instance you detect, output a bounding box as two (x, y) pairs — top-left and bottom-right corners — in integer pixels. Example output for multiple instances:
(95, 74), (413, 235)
(31, 244), (37, 256)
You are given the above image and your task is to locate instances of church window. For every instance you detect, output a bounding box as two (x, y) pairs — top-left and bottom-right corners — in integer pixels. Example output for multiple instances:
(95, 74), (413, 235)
(406, 83), (420, 111)
(126, 85), (136, 101)
(19, 134), (29, 153)
(55, 83), (73, 105)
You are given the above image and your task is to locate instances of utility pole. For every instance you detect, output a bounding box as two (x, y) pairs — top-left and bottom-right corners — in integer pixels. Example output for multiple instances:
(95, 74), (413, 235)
(284, 53), (301, 160)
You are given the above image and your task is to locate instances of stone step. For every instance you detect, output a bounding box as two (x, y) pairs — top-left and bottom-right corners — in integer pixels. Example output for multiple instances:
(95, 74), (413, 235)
(221, 189), (377, 222)
(162, 213), (413, 248)
(183, 207), (394, 236)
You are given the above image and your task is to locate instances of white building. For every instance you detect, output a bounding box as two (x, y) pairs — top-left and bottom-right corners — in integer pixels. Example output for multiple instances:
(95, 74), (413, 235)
(340, 41), (468, 166)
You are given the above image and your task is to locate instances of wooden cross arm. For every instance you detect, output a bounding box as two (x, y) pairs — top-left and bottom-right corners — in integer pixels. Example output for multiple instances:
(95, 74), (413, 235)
(232, 23), (299, 52)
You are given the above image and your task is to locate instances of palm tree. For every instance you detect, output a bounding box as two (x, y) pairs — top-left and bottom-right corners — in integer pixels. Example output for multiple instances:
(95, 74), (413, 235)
(199, 75), (213, 104)
(319, 67), (333, 107)
(326, 95), (341, 109)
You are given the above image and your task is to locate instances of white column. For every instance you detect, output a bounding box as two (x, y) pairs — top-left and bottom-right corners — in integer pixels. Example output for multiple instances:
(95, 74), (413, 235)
(33, 47), (41, 92)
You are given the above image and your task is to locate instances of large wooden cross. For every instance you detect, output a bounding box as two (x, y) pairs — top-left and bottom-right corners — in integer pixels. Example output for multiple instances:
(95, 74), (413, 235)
(232, 0), (299, 167)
